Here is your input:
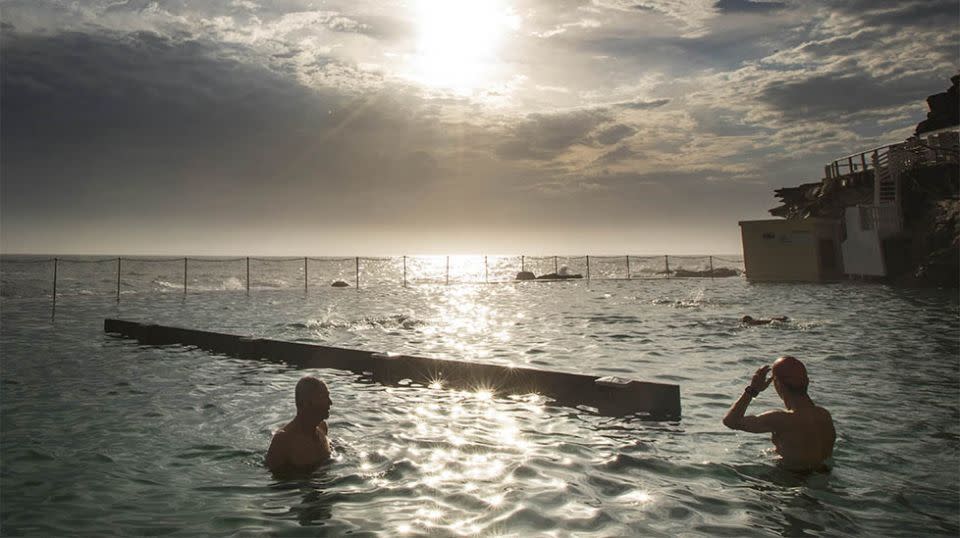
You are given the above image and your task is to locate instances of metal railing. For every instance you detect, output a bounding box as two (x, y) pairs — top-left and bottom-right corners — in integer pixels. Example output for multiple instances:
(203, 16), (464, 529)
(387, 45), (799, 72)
(825, 127), (959, 180)
(1, 254), (744, 320)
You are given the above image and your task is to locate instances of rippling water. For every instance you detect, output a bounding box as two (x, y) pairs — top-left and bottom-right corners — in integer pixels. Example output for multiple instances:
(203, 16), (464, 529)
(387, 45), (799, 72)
(1, 269), (958, 536)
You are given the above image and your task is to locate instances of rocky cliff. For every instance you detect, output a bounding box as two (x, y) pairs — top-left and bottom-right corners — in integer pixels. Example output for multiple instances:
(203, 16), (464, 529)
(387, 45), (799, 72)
(916, 75), (959, 135)
(769, 76), (959, 287)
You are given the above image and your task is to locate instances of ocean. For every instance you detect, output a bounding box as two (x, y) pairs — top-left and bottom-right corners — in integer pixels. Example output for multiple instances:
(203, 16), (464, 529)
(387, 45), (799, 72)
(1, 255), (957, 536)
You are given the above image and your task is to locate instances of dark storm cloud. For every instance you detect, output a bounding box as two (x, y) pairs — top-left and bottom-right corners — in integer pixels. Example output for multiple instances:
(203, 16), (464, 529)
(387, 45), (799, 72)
(758, 71), (948, 121)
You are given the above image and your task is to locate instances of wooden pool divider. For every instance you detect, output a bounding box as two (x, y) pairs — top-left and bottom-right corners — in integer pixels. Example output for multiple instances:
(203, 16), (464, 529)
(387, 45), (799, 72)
(104, 319), (681, 420)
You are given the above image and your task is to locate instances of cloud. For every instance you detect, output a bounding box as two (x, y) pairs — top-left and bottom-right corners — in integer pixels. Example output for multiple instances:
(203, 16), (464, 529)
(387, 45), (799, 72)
(0, 28), (468, 225)
(593, 144), (642, 165)
(758, 72), (943, 121)
(835, 0), (959, 29)
(616, 98), (671, 110)
(495, 109), (611, 160)
(690, 107), (772, 136)
(593, 123), (638, 145)
(715, 0), (786, 13)
(532, 18), (602, 38)
(1, 0), (956, 255)
(594, 0), (720, 36)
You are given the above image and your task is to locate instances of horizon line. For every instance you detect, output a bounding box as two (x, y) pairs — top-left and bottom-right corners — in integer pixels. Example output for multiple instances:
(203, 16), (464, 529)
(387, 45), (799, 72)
(0, 252), (744, 258)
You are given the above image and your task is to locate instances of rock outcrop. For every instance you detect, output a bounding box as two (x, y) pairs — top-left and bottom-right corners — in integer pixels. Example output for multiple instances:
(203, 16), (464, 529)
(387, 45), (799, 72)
(894, 164), (960, 287)
(770, 172), (874, 220)
(768, 75), (958, 287)
(916, 75), (959, 135)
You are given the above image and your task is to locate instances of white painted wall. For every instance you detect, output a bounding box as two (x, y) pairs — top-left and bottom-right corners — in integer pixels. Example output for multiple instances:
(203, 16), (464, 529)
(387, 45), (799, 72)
(840, 207), (886, 276)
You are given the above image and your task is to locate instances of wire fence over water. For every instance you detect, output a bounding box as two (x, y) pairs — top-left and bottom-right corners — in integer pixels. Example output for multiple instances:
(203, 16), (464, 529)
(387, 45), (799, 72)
(1, 255), (744, 318)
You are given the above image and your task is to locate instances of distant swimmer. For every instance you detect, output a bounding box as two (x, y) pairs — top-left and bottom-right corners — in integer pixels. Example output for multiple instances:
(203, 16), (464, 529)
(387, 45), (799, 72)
(740, 315), (789, 326)
(722, 356), (835, 472)
(266, 376), (332, 473)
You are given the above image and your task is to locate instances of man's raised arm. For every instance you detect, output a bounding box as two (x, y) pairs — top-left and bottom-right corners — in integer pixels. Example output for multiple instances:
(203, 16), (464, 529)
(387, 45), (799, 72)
(723, 365), (784, 433)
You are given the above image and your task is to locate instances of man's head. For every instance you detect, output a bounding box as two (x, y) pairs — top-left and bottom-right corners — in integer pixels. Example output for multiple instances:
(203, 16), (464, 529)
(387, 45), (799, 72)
(771, 355), (808, 397)
(740, 315), (753, 323)
(295, 376), (331, 421)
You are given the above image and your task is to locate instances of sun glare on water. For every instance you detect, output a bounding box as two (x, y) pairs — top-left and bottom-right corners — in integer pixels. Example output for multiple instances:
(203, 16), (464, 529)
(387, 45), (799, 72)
(409, 0), (518, 93)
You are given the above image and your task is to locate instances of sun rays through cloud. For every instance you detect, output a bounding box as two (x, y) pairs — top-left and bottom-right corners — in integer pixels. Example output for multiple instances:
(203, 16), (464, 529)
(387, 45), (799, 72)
(405, 0), (520, 95)
(1, 0), (955, 255)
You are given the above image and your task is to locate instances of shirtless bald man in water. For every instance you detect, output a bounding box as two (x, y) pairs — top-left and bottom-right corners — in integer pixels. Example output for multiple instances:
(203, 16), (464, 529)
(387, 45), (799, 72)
(723, 356), (835, 471)
(265, 376), (332, 473)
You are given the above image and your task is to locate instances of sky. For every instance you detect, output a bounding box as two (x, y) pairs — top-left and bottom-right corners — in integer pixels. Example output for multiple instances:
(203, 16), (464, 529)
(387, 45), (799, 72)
(1, 0), (957, 255)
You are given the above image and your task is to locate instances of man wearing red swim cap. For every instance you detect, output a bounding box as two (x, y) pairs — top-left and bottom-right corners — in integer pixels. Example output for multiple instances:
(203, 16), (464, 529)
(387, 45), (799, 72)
(722, 356), (835, 471)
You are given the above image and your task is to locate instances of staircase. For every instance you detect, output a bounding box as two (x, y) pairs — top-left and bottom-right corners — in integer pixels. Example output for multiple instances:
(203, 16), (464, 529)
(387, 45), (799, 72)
(870, 150), (898, 205)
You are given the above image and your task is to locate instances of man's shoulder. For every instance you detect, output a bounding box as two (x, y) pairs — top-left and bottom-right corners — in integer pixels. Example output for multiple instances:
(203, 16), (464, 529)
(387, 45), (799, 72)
(271, 422), (297, 441)
(757, 409), (793, 427)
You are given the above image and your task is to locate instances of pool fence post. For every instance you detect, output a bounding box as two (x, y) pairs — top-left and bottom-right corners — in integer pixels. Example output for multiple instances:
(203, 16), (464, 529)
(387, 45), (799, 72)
(709, 256), (714, 279)
(554, 256), (558, 275)
(116, 257), (122, 303)
(355, 257), (360, 290)
(51, 257), (58, 321)
(403, 256), (407, 287)
(664, 255), (670, 278)
(304, 257), (308, 293)
(246, 257), (250, 295)
(586, 255), (591, 282)
(446, 255), (450, 285)
(484, 256), (488, 283)
(183, 258), (187, 295)
(626, 255), (630, 279)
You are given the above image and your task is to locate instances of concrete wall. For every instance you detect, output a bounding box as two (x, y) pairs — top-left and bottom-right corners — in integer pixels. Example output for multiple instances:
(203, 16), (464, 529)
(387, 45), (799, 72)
(739, 219), (843, 282)
(840, 207), (886, 277)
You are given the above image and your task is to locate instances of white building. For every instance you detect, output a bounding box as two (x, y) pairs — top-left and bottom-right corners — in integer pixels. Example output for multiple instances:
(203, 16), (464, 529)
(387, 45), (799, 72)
(829, 126), (958, 278)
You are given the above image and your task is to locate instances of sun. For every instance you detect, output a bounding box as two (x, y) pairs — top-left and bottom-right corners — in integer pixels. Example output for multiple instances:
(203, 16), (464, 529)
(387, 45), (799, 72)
(408, 0), (518, 94)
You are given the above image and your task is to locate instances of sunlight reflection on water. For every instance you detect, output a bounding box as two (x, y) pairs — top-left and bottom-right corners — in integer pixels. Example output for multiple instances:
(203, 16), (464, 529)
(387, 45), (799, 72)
(0, 277), (957, 536)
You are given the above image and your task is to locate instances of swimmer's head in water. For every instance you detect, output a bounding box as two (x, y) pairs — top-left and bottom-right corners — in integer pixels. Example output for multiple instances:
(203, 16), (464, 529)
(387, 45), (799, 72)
(772, 355), (808, 396)
(295, 376), (331, 420)
(740, 315), (753, 323)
